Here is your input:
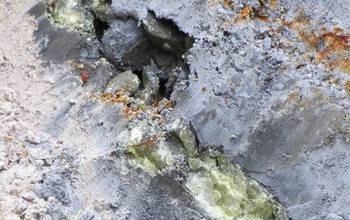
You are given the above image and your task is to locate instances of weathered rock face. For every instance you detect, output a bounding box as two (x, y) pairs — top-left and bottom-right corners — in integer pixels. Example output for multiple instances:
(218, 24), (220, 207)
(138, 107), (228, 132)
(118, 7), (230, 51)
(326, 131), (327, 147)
(32, 0), (350, 219)
(101, 18), (148, 68)
(238, 98), (345, 174)
(48, 0), (95, 35)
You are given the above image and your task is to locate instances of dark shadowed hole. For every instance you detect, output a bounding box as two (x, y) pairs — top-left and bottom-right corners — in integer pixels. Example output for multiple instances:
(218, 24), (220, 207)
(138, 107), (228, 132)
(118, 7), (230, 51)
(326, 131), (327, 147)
(146, 10), (194, 57)
(158, 78), (169, 98)
(94, 10), (194, 99)
(133, 70), (145, 90)
(93, 17), (110, 41)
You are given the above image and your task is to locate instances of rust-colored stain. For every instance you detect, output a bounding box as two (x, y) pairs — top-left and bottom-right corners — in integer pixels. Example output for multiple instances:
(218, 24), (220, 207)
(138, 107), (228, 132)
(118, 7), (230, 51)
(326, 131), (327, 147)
(122, 105), (142, 121)
(158, 99), (175, 109)
(329, 58), (350, 73)
(321, 32), (349, 55)
(98, 90), (130, 104)
(345, 80), (350, 91)
(235, 6), (253, 23)
(287, 90), (301, 103)
(223, 0), (234, 9)
(255, 14), (270, 22)
(283, 11), (350, 73)
(127, 135), (160, 148)
(80, 71), (89, 83)
(93, 90), (138, 120)
(228, 0), (275, 25)
(2, 136), (14, 142)
(270, 0), (278, 9)
(223, 1), (350, 74)
(93, 90), (172, 122)
(69, 61), (85, 70)
(208, 0), (234, 8)
(299, 31), (319, 48)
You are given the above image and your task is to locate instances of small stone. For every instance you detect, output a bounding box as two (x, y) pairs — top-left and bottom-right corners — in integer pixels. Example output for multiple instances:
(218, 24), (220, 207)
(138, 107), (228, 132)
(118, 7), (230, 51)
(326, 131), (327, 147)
(21, 191), (36, 202)
(105, 70), (140, 95)
(230, 133), (238, 140)
(80, 71), (89, 83)
(0, 160), (8, 171)
(101, 19), (148, 66)
(91, 0), (114, 23)
(129, 127), (144, 144)
(344, 133), (350, 144)
(15, 201), (27, 214)
(25, 132), (41, 144)
(142, 63), (161, 102)
(238, 50), (246, 56)
(15, 170), (30, 180)
(169, 119), (198, 157)
(81, 209), (102, 220)
(263, 37), (272, 50)
(49, 0), (95, 35)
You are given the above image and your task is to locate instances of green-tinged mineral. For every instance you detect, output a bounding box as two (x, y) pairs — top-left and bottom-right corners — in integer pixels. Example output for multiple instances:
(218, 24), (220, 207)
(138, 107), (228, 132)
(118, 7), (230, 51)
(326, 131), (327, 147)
(169, 119), (198, 157)
(126, 126), (173, 173)
(187, 154), (288, 220)
(48, 0), (94, 35)
(105, 70), (141, 95)
(128, 144), (174, 172)
(125, 118), (288, 219)
(91, 0), (114, 23)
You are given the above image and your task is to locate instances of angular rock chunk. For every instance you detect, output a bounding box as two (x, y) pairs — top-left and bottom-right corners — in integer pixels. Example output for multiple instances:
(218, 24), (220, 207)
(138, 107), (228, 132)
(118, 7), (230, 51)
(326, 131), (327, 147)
(101, 18), (148, 68)
(49, 0), (95, 35)
(91, 0), (114, 23)
(142, 12), (192, 56)
(142, 63), (161, 102)
(168, 119), (198, 157)
(105, 70), (140, 94)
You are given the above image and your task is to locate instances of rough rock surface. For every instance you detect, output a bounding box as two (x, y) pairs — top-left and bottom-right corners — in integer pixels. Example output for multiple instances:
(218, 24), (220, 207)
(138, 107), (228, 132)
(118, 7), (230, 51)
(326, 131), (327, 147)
(101, 18), (148, 68)
(105, 70), (141, 95)
(1, 0), (350, 220)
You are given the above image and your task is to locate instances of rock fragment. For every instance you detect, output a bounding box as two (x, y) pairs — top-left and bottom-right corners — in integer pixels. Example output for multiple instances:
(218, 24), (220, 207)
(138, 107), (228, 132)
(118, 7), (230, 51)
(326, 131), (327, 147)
(48, 0), (94, 35)
(101, 18), (148, 68)
(105, 70), (140, 95)
(21, 191), (36, 202)
(142, 63), (161, 102)
(91, 0), (114, 23)
(186, 154), (288, 220)
(169, 119), (198, 157)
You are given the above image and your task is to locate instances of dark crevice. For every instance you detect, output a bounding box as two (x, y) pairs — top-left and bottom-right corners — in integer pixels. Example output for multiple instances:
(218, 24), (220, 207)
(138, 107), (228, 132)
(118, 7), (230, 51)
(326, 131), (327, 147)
(42, 0), (194, 99)
(145, 10), (194, 57)
(94, 10), (194, 99)
(158, 77), (169, 98)
(133, 70), (145, 90)
(93, 16), (110, 41)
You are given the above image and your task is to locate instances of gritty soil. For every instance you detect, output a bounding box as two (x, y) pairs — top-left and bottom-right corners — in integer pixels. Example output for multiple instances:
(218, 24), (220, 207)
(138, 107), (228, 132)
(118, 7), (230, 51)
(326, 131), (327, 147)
(1, 1), (47, 219)
(0, 0), (77, 219)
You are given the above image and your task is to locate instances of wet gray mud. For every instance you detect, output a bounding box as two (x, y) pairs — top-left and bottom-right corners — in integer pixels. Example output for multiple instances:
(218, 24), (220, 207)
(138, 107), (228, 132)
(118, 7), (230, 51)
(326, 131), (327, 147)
(23, 0), (350, 219)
